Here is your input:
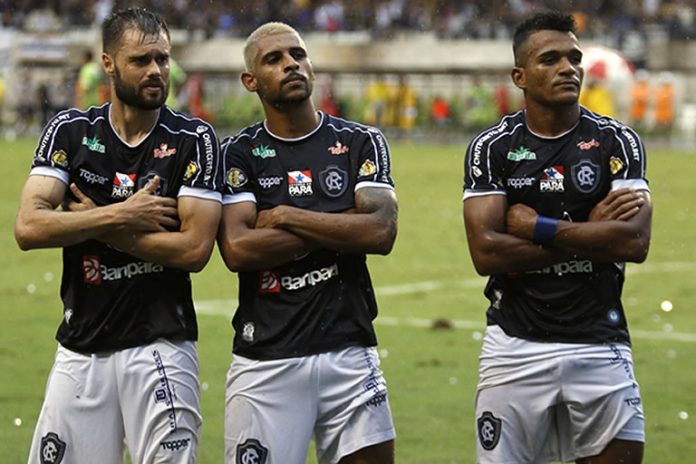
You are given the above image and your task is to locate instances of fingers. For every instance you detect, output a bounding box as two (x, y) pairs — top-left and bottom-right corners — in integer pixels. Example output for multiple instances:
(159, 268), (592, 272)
(141, 175), (160, 194)
(70, 183), (89, 202)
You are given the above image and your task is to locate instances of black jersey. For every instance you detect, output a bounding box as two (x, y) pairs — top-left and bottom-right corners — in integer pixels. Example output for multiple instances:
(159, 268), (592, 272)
(463, 107), (649, 345)
(221, 113), (394, 360)
(30, 103), (223, 353)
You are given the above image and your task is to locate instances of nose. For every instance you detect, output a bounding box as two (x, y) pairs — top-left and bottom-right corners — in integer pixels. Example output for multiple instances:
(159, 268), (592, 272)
(282, 53), (300, 72)
(559, 57), (578, 75)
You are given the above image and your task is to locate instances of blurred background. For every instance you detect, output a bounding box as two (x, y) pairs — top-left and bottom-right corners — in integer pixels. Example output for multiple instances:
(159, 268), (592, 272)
(0, 0), (693, 143)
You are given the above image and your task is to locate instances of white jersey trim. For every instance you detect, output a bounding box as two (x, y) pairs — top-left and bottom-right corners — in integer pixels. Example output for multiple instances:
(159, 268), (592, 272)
(611, 179), (650, 192)
(355, 181), (394, 192)
(222, 192), (257, 205)
(178, 186), (222, 202)
(462, 189), (506, 201)
(30, 166), (69, 185)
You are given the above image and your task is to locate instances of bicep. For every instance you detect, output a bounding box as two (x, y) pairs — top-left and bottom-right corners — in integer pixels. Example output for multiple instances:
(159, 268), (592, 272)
(177, 196), (222, 243)
(463, 194), (508, 244)
(219, 201), (257, 239)
(355, 186), (398, 216)
(18, 175), (68, 214)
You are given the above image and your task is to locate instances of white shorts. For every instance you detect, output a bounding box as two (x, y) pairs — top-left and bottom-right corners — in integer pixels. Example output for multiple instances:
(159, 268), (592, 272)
(475, 325), (644, 463)
(224, 346), (396, 464)
(28, 340), (201, 464)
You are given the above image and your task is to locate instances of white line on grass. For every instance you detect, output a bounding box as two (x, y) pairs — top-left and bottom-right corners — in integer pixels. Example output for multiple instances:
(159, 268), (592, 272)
(197, 261), (696, 342)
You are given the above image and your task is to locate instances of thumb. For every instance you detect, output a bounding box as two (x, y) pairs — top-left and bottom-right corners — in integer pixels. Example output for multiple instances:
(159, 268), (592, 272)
(142, 175), (160, 194)
(70, 183), (89, 202)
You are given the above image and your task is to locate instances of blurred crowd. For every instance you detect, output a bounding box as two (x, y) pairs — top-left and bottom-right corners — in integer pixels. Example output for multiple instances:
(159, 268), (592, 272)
(1, 0), (695, 40)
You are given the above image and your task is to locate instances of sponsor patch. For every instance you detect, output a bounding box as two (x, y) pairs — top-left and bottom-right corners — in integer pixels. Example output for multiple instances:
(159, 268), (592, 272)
(183, 161), (199, 181)
(358, 160), (376, 177)
(82, 136), (105, 153)
(83, 255), (102, 285)
(288, 170), (313, 196)
(571, 159), (600, 193)
(540, 166), (565, 192)
(577, 138), (600, 150)
(79, 168), (109, 185)
(153, 143), (177, 158)
(160, 438), (191, 452)
(40, 432), (66, 464)
(472, 166), (483, 178)
(257, 176), (283, 191)
(609, 156), (625, 175)
(319, 165), (348, 198)
(51, 150), (69, 168)
(242, 322), (255, 342)
(112, 172), (137, 199)
(506, 177), (535, 189)
(251, 144), (277, 158)
(507, 146), (537, 161)
(328, 140), (349, 155)
(477, 411), (502, 451)
(196, 125), (208, 134)
(226, 167), (248, 188)
(237, 439), (268, 464)
(258, 271), (281, 293)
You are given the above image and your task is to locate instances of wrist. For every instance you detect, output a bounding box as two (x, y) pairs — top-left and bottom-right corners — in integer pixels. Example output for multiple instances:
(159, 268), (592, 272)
(533, 215), (558, 245)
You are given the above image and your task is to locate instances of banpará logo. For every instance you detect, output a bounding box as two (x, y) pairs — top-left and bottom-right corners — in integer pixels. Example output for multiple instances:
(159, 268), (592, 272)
(251, 144), (277, 158)
(82, 136), (106, 153)
(507, 146), (537, 161)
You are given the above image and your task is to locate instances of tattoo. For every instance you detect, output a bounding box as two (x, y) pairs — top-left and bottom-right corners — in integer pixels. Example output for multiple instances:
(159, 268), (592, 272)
(356, 187), (398, 225)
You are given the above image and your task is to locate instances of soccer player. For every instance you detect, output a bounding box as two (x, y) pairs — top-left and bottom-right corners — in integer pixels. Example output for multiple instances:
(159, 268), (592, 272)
(462, 11), (652, 464)
(217, 22), (397, 464)
(14, 8), (222, 463)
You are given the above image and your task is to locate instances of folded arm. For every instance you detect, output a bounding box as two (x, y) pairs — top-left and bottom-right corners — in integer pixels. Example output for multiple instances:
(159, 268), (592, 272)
(217, 201), (318, 272)
(15, 175), (177, 250)
(255, 186), (398, 255)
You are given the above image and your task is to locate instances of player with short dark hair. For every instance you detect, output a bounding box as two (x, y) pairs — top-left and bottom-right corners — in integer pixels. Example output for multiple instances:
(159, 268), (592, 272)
(15, 7), (222, 463)
(463, 10), (651, 464)
(218, 22), (397, 464)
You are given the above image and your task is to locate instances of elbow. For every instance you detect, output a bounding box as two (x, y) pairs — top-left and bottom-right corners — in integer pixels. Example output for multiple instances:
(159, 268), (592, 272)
(624, 236), (651, 263)
(182, 244), (215, 273)
(371, 225), (397, 255)
(14, 223), (38, 251)
(218, 242), (252, 272)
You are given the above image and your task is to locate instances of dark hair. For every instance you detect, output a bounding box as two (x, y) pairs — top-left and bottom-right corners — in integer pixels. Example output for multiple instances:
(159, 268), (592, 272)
(513, 11), (576, 64)
(102, 7), (170, 55)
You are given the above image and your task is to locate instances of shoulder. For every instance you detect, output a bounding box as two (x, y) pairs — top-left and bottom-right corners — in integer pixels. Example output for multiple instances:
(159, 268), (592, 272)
(159, 106), (218, 140)
(467, 111), (525, 154)
(579, 107), (644, 146)
(324, 113), (382, 137)
(220, 121), (265, 152)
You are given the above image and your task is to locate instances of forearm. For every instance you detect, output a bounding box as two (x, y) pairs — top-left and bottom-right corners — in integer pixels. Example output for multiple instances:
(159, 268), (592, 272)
(219, 227), (317, 271)
(552, 219), (650, 262)
(16, 203), (125, 250)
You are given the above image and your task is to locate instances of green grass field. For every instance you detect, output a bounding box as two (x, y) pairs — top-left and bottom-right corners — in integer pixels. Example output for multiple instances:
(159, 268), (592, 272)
(1, 136), (695, 463)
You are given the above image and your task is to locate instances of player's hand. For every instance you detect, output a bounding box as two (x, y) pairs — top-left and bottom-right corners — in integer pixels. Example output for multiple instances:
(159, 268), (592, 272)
(506, 203), (537, 240)
(255, 206), (287, 229)
(63, 183), (97, 212)
(119, 176), (180, 232)
(589, 188), (644, 222)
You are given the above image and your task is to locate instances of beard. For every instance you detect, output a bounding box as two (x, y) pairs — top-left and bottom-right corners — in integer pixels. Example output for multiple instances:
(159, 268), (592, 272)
(263, 79), (314, 109)
(114, 67), (168, 110)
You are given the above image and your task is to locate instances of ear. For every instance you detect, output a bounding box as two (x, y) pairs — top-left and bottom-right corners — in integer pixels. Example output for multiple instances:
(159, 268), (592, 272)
(102, 52), (114, 78)
(511, 66), (526, 91)
(240, 72), (257, 93)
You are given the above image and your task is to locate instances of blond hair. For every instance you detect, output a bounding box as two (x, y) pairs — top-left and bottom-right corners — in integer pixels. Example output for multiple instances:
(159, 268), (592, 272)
(243, 22), (305, 71)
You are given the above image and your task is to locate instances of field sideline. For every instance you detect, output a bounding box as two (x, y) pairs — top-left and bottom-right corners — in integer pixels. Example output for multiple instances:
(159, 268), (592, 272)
(1, 136), (695, 463)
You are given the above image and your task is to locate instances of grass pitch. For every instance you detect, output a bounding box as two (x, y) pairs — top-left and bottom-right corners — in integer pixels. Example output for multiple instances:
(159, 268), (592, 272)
(1, 136), (695, 463)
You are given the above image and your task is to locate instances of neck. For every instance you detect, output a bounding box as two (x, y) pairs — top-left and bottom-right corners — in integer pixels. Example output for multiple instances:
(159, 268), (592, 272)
(524, 101), (580, 137)
(263, 100), (320, 139)
(109, 98), (160, 145)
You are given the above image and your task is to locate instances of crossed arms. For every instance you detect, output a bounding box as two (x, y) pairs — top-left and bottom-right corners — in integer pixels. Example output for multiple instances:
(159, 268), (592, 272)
(217, 187), (398, 272)
(15, 175), (221, 272)
(463, 188), (652, 276)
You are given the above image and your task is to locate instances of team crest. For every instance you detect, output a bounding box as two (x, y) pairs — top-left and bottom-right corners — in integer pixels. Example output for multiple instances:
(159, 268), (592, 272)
(226, 167), (248, 188)
(288, 170), (313, 196)
(319, 165), (348, 198)
(51, 150), (69, 168)
(477, 411), (502, 451)
(358, 160), (377, 177)
(237, 439), (268, 464)
(571, 159), (600, 193)
(40, 432), (66, 464)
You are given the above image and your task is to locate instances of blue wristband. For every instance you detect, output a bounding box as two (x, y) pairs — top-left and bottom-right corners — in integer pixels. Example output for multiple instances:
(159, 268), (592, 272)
(533, 216), (558, 245)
